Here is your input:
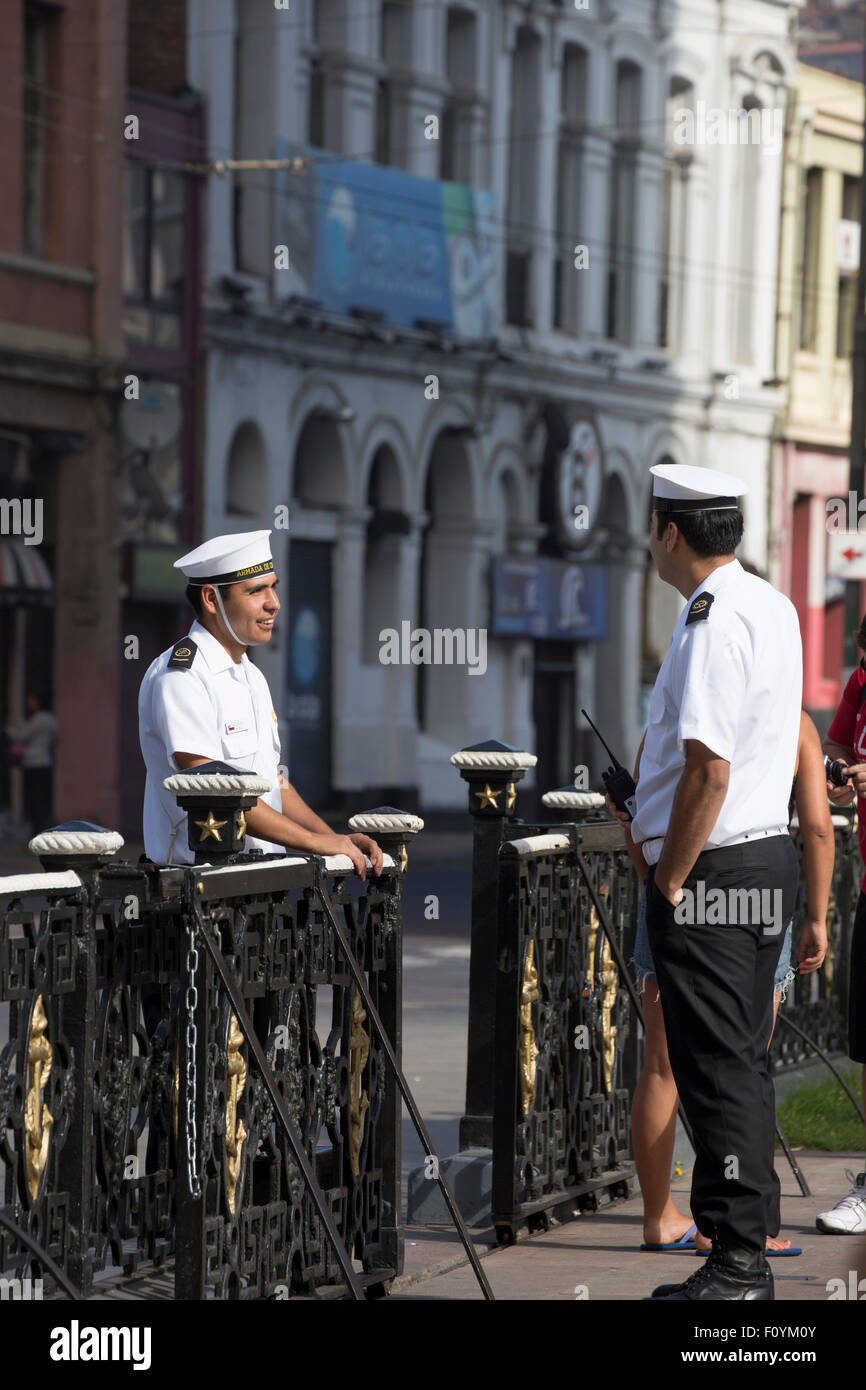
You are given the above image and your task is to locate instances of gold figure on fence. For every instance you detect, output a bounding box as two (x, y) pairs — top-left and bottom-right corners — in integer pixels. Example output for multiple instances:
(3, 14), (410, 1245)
(520, 938), (539, 1114)
(349, 992), (370, 1177)
(824, 884), (836, 996)
(599, 937), (618, 1092)
(225, 1012), (247, 1215)
(584, 891), (617, 1092)
(25, 995), (54, 1201)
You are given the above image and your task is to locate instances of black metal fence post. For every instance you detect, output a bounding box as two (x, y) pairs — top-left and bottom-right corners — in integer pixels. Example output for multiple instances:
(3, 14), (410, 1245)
(28, 823), (125, 1295)
(347, 807), (423, 1280)
(450, 740), (536, 1150)
(166, 768), (268, 1299)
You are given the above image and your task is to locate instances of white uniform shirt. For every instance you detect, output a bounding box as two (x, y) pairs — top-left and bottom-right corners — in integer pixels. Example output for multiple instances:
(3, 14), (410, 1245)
(138, 619), (286, 864)
(630, 559), (802, 849)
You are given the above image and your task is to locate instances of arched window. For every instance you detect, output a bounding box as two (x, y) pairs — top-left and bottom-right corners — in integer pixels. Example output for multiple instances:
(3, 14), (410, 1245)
(441, 6), (478, 183)
(659, 76), (694, 350)
(376, 1), (413, 167)
(554, 43), (588, 333)
(506, 26), (541, 326)
(362, 446), (404, 663)
(607, 60), (642, 342)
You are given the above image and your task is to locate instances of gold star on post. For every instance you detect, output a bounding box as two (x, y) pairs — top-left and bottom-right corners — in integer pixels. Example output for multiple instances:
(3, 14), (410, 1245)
(400, 842), (409, 873)
(236, 810), (247, 840)
(506, 781), (516, 811)
(475, 783), (501, 810)
(195, 811), (228, 843)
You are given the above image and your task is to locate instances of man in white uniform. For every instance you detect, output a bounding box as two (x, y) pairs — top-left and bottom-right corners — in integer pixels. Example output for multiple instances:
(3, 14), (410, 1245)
(631, 465), (801, 1301)
(138, 529), (381, 878)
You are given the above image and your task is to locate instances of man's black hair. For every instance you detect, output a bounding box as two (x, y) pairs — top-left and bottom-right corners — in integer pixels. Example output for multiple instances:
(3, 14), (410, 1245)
(185, 583), (204, 619)
(654, 507), (744, 558)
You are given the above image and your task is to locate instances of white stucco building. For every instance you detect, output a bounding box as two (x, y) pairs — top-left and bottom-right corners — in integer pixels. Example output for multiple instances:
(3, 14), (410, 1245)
(186, 0), (798, 813)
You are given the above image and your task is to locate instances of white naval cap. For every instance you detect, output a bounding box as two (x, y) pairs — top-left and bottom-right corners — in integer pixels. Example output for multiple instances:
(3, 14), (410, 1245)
(650, 463), (748, 515)
(173, 530), (274, 586)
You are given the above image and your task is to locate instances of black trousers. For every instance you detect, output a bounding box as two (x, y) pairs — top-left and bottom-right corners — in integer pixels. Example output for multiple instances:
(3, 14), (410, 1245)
(849, 889), (866, 1063)
(645, 834), (799, 1253)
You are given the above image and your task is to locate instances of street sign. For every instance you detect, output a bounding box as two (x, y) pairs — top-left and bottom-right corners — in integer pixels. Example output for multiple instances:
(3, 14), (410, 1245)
(827, 529), (866, 579)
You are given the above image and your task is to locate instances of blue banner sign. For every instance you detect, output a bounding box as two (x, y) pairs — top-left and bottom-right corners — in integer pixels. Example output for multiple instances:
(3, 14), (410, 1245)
(276, 143), (498, 337)
(490, 556), (607, 641)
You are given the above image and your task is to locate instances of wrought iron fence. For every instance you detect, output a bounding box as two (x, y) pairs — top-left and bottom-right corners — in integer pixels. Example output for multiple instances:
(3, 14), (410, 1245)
(452, 741), (864, 1242)
(769, 810), (861, 1073)
(492, 822), (640, 1242)
(0, 807), (417, 1299)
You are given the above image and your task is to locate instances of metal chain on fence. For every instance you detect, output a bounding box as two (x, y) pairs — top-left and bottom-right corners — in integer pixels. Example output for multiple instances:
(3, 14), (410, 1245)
(184, 922), (201, 1199)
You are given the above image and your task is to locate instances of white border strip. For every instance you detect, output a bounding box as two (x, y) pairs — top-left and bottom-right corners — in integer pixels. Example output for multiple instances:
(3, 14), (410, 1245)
(0, 870), (82, 895)
(192, 852), (396, 880)
(194, 856), (310, 877)
(323, 853), (397, 872)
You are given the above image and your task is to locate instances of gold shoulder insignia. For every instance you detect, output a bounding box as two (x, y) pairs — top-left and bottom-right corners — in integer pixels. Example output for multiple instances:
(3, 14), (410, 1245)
(168, 639), (198, 669)
(685, 592), (714, 626)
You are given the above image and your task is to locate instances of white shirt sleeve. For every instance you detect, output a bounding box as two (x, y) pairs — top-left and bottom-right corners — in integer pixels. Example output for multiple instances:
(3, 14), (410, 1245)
(676, 623), (748, 763)
(151, 669), (223, 766)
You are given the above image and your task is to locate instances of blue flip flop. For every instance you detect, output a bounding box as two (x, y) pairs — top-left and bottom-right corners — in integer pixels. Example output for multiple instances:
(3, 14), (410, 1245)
(640, 1223), (697, 1251)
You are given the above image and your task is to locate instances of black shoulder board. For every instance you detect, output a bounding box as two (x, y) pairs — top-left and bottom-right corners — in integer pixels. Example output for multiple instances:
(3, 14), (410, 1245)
(168, 638), (198, 670)
(685, 592), (714, 626)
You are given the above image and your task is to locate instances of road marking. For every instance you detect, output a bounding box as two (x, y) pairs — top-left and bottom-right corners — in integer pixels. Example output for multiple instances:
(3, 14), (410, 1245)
(403, 943), (471, 968)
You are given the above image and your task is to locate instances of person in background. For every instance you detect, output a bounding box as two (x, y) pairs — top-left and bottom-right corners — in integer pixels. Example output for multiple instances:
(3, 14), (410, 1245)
(6, 688), (58, 836)
(610, 709), (832, 1255)
(818, 615), (866, 1234)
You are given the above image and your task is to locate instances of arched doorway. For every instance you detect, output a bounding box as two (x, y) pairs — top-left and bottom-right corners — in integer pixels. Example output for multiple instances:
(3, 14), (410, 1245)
(287, 411), (346, 806)
(225, 420), (267, 517)
(417, 428), (478, 749)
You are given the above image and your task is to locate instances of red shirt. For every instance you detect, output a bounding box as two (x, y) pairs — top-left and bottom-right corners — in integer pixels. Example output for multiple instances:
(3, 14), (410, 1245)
(826, 663), (866, 893)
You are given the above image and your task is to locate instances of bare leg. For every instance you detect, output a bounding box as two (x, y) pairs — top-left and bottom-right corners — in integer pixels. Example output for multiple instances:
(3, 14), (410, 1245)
(632, 988), (693, 1245)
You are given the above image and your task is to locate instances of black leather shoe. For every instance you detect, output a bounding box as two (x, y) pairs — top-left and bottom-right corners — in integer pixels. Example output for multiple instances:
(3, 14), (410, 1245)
(646, 1246), (773, 1301)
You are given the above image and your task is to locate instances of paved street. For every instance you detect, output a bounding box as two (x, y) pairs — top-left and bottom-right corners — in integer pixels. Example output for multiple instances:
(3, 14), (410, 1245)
(392, 1151), (866, 1301)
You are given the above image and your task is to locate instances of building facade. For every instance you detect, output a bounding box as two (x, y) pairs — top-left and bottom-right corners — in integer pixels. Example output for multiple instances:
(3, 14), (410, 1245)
(772, 58), (864, 728)
(187, 0), (799, 813)
(0, 0), (126, 834)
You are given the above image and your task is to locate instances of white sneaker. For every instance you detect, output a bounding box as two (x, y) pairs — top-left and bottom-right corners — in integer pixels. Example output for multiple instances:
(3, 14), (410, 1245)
(816, 1170), (866, 1233)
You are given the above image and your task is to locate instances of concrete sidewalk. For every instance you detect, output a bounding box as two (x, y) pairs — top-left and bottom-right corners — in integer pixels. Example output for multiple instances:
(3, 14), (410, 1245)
(392, 1151), (866, 1300)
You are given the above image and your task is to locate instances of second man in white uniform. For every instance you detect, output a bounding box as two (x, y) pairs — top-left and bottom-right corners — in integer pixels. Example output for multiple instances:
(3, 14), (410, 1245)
(632, 465), (801, 1302)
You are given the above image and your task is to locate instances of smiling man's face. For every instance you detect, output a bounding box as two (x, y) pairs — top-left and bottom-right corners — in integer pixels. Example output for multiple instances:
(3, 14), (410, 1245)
(218, 574), (280, 645)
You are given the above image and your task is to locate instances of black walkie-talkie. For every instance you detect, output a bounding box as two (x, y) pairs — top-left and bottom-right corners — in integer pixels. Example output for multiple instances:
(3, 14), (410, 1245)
(581, 709), (638, 819)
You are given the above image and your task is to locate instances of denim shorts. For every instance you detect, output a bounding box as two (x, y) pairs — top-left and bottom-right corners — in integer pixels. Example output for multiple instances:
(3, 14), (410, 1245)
(632, 884), (795, 1000)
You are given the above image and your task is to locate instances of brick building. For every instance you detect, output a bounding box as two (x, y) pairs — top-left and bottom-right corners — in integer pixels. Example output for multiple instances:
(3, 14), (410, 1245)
(0, 0), (126, 833)
(0, 0), (201, 840)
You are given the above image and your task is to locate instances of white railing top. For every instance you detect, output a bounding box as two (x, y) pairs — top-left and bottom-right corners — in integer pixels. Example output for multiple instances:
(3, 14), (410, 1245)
(0, 870), (83, 896)
(450, 749), (537, 771)
(541, 790), (606, 809)
(501, 832), (571, 858)
(164, 771), (272, 796)
(348, 811), (424, 835)
(29, 828), (124, 857)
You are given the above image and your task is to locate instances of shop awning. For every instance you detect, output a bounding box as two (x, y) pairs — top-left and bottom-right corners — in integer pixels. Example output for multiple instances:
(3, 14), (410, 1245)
(0, 539), (53, 603)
